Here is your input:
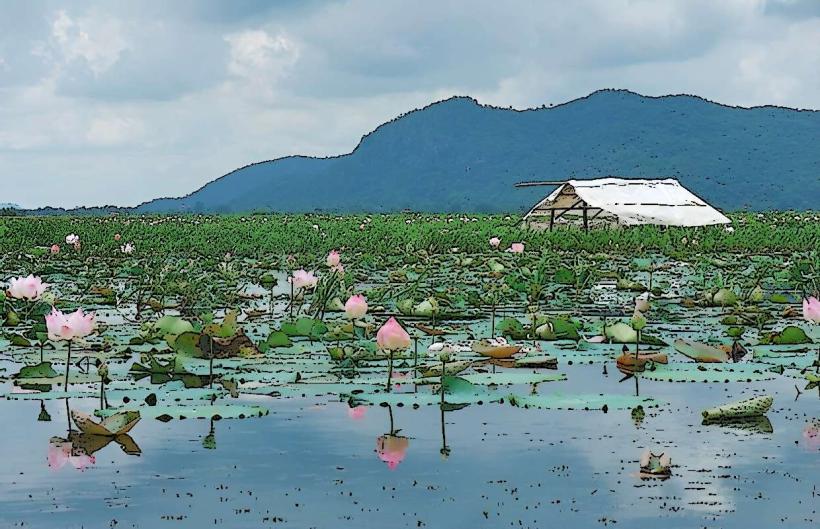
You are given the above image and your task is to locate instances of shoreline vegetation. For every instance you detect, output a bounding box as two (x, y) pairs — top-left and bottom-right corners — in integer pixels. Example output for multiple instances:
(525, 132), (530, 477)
(1, 211), (817, 258)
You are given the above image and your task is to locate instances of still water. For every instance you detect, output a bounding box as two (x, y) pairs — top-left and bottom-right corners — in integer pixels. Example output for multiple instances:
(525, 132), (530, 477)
(1, 364), (817, 529)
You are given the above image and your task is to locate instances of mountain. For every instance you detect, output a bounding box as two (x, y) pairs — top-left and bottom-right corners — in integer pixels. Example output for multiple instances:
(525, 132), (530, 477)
(137, 89), (820, 213)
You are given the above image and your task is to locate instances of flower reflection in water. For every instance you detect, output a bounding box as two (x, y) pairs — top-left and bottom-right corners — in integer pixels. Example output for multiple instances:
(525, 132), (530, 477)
(48, 431), (141, 472)
(376, 434), (409, 470)
(803, 419), (819, 450)
(376, 404), (409, 470)
(347, 405), (367, 420)
(48, 436), (96, 471)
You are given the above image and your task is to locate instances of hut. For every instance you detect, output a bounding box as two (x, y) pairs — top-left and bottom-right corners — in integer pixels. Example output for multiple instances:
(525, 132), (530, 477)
(517, 177), (730, 230)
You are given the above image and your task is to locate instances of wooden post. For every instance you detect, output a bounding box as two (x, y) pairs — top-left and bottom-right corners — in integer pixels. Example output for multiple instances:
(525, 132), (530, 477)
(549, 209), (555, 231)
(582, 206), (589, 232)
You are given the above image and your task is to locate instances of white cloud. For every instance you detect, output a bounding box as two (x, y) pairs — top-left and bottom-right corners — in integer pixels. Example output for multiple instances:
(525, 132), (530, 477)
(224, 29), (299, 100)
(86, 115), (145, 146)
(49, 10), (129, 76)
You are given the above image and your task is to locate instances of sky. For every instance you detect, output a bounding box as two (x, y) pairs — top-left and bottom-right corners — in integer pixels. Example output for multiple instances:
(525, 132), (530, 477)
(1, 0), (818, 209)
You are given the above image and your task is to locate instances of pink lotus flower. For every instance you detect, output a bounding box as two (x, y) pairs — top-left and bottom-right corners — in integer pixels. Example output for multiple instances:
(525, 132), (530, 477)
(508, 242), (525, 253)
(377, 317), (411, 350)
(345, 294), (368, 319)
(65, 234), (79, 245)
(46, 307), (96, 341)
(326, 250), (341, 267)
(376, 434), (409, 470)
(347, 405), (367, 420)
(50, 244), (60, 254)
(803, 296), (820, 324)
(120, 242), (135, 254)
(489, 237), (501, 248)
(289, 269), (318, 289)
(114, 233), (122, 241)
(7, 275), (48, 301)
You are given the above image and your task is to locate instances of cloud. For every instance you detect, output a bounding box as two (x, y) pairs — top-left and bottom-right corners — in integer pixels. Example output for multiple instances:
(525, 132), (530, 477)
(86, 114), (145, 146)
(225, 29), (299, 86)
(48, 9), (128, 76)
(0, 0), (817, 208)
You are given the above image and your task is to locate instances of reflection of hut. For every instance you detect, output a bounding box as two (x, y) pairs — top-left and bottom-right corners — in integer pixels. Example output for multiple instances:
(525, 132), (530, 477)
(517, 177), (730, 230)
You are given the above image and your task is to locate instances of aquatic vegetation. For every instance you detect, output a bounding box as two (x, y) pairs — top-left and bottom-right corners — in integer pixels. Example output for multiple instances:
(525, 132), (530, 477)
(0, 212), (818, 528)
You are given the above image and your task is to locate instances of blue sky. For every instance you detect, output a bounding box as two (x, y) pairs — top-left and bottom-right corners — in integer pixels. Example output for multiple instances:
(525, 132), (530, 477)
(1, 0), (818, 208)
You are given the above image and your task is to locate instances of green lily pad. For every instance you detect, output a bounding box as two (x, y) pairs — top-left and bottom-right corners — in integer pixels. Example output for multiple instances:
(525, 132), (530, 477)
(452, 372), (566, 385)
(14, 362), (59, 379)
(759, 326), (812, 345)
(95, 403), (269, 420)
(641, 363), (774, 383)
(507, 393), (661, 411)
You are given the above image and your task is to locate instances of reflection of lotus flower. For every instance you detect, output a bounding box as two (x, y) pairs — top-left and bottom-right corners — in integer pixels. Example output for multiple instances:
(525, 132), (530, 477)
(7, 275), (48, 301)
(347, 405), (367, 420)
(376, 434), (409, 470)
(289, 269), (318, 289)
(804, 419), (819, 449)
(377, 317), (411, 351)
(489, 237), (500, 248)
(344, 294), (368, 319)
(803, 296), (820, 324)
(639, 449), (671, 475)
(326, 250), (341, 267)
(46, 307), (96, 341)
(48, 437), (95, 471)
(507, 242), (524, 253)
(391, 371), (411, 391)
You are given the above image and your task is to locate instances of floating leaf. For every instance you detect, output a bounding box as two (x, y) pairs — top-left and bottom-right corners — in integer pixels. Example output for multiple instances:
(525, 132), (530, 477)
(508, 393), (661, 411)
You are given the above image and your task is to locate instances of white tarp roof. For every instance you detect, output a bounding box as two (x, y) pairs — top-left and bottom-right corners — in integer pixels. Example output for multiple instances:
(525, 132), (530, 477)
(524, 177), (730, 226)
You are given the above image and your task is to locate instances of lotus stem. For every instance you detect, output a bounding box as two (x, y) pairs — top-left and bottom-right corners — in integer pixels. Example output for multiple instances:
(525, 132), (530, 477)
(64, 397), (71, 433)
(413, 338), (418, 384)
(209, 337), (214, 389)
(289, 281), (294, 319)
(64, 340), (72, 392)
(386, 350), (394, 392)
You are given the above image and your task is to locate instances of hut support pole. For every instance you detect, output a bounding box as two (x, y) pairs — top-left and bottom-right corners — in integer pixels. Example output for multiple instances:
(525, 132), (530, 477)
(549, 209), (555, 231)
(582, 206), (589, 232)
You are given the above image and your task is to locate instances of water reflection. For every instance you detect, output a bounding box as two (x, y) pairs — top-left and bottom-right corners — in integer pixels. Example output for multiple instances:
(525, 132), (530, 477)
(347, 405), (366, 420)
(376, 405), (409, 470)
(439, 402), (450, 459)
(202, 417), (217, 449)
(702, 415), (774, 435)
(48, 436), (96, 471)
(45, 398), (142, 471)
(638, 450), (671, 480)
(37, 400), (51, 422)
(803, 419), (819, 450)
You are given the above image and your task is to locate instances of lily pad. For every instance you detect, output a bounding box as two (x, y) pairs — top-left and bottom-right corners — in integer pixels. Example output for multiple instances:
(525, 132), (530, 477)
(641, 363), (774, 383)
(507, 393), (662, 411)
(95, 404), (269, 421)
